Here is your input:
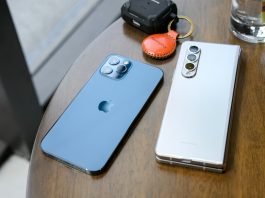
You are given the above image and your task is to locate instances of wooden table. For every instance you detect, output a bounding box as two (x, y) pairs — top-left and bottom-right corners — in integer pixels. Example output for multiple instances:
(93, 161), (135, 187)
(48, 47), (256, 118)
(27, 0), (265, 197)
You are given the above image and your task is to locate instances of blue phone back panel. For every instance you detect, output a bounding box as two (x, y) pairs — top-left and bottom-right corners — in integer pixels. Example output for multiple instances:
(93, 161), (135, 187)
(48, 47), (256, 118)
(41, 54), (163, 174)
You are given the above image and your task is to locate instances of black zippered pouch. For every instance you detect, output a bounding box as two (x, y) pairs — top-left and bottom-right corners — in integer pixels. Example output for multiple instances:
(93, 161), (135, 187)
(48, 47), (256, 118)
(121, 0), (178, 34)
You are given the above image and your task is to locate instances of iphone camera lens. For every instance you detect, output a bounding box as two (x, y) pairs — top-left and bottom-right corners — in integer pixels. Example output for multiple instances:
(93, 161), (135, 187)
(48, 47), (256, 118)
(102, 66), (113, 74)
(185, 63), (195, 71)
(116, 65), (127, 74)
(189, 46), (200, 53)
(187, 54), (197, 62)
(108, 57), (120, 65)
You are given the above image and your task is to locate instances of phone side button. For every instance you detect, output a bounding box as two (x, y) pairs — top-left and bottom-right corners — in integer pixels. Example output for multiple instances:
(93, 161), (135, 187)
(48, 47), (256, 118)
(181, 159), (191, 164)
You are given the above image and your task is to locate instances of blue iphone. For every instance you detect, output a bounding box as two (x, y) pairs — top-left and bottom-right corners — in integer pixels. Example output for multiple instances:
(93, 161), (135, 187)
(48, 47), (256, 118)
(41, 54), (163, 174)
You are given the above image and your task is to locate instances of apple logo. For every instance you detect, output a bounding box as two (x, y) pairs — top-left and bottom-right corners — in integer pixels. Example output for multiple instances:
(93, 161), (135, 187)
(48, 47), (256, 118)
(98, 101), (114, 113)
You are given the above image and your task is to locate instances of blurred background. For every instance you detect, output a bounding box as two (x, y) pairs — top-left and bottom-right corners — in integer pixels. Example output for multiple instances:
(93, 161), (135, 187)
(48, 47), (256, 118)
(0, 0), (126, 197)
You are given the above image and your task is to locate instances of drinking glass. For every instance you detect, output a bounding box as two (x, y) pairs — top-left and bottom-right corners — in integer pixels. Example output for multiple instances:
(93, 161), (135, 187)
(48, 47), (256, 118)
(230, 0), (265, 43)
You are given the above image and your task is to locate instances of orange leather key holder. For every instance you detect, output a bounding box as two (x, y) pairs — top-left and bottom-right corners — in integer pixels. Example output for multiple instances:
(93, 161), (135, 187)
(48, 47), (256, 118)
(142, 16), (194, 59)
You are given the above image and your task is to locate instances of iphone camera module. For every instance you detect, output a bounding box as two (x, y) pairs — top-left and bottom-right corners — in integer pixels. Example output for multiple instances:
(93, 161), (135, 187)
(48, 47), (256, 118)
(101, 56), (131, 80)
(182, 46), (201, 78)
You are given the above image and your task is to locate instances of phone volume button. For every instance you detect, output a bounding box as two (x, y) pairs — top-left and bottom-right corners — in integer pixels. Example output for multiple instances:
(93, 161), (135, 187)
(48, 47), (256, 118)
(181, 159), (191, 164)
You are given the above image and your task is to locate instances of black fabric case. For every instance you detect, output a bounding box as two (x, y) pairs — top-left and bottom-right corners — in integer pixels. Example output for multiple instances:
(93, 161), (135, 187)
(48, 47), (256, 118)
(121, 0), (178, 34)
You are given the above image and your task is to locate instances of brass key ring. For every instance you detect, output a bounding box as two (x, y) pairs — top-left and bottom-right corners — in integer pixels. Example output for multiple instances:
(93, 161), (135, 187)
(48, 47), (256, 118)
(168, 16), (194, 39)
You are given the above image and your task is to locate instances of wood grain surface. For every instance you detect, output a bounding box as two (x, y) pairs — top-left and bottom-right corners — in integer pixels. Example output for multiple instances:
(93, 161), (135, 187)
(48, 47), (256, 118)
(27, 0), (265, 197)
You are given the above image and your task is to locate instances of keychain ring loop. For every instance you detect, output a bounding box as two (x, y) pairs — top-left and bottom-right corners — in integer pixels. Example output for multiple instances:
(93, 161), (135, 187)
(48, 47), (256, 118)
(168, 15), (194, 39)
